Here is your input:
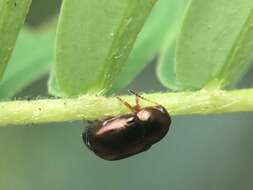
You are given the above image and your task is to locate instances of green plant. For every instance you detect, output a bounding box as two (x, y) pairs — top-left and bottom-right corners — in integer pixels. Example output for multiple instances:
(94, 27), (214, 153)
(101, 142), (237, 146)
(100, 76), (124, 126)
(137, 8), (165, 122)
(0, 0), (253, 126)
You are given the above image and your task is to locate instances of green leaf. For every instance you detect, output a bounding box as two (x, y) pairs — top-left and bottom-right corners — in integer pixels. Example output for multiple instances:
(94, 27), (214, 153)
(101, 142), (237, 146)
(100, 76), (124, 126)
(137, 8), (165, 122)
(157, 40), (180, 90)
(109, 0), (188, 93)
(0, 0), (32, 79)
(51, 0), (157, 97)
(156, 0), (188, 90)
(176, 0), (253, 90)
(0, 28), (54, 99)
(217, 8), (253, 87)
(48, 69), (66, 98)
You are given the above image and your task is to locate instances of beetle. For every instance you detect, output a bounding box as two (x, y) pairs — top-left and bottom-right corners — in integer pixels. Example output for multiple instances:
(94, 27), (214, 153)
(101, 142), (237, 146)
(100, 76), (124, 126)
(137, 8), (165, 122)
(82, 90), (171, 161)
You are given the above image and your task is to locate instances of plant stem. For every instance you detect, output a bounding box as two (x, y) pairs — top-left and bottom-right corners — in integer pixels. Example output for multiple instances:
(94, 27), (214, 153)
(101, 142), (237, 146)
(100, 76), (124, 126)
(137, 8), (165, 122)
(0, 88), (253, 127)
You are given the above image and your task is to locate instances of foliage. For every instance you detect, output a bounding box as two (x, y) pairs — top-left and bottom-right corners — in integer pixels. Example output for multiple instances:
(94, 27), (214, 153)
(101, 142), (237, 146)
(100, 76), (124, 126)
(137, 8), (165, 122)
(0, 0), (253, 99)
(0, 0), (31, 79)
(0, 28), (54, 99)
(49, 0), (158, 97)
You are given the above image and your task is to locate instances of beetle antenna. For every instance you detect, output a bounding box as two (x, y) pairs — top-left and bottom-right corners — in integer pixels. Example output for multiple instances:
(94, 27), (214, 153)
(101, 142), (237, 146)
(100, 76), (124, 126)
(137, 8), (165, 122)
(128, 90), (160, 106)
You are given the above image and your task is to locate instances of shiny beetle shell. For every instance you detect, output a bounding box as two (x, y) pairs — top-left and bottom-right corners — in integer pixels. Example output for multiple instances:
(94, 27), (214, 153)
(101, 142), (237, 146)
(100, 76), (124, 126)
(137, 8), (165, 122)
(82, 91), (171, 161)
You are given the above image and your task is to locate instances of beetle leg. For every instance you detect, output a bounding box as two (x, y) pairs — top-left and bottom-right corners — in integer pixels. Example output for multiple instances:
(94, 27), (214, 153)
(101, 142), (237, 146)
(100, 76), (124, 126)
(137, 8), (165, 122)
(116, 97), (135, 112)
(133, 95), (141, 111)
(128, 90), (161, 106)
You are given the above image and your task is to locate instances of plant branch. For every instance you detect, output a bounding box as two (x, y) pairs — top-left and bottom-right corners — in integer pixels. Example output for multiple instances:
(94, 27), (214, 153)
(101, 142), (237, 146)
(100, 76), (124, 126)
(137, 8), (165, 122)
(1, 88), (253, 127)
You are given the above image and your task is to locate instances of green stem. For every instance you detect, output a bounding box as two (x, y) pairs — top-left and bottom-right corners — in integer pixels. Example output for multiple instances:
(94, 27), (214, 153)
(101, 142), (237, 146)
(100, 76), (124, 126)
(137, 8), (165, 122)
(1, 88), (253, 127)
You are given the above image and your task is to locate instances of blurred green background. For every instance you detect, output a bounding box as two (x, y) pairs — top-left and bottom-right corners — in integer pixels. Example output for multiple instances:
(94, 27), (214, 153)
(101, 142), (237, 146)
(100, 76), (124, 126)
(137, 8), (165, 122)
(0, 0), (253, 189)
